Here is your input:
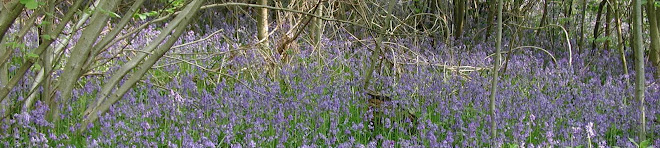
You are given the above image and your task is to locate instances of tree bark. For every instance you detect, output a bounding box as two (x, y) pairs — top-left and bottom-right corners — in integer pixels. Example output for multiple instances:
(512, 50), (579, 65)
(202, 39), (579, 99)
(0, 0), (83, 103)
(612, 0), (630, 102)
(257, 0), (270, 51)
(536, 0), (549, 37)
(313, 1), (323, 53)
(564, 0), (574, 37)
(0, 0), (24, 69)
(0, 62), (6, 115)
(647, 0), (660, 78)
(85, 0), (196, 117)
(578, 0), (587, 53)
(81, 0), (205, 132)
(592, 0), (607, 50)
(632, 0), (646, 141)
(604, 0), (612, 51)
(453, 0), (465, 40)
(0, 0), (23, 43)
(490, 0), (503, 142)
(485, 0), (496, 40)
(54, 0), (121, 122)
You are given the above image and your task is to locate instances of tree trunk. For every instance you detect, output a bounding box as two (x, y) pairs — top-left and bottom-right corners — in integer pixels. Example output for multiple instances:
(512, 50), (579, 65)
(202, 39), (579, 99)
(592, 0), (607, 50)
(81, 0), (205, 132)
(0, 0), (24, 68)
(0, 62), (6, 115)
(657, 8), (660, 27)
(41, 0), (56, 117)
(257, 0), (270, 52)
(564, 0), (574, 37)
(632, 0), (646, 141)
(647, 0), (660, 78)
(0, 0), (83, 105)
(313, 1), (323, 53)
(0, 0), (23, 42)
(54, 0), (120, 122)
(605, 0), (612, 51)
(612, 0), (630, 102)
(453, 0), (465, 40)
(485, 0), (496, 40)
(578, 0), (587, 53)
(489, 0), (503, 142)
(536, 0), (549, 37)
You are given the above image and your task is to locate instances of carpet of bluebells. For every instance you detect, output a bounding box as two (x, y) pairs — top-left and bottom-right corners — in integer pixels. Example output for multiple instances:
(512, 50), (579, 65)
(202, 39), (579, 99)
(1, 14), (659, 147)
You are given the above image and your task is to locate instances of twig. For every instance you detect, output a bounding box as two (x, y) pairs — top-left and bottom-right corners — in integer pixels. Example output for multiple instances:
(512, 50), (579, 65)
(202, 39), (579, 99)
(508, 23), (572, 68)
(485, 45), (559, 67)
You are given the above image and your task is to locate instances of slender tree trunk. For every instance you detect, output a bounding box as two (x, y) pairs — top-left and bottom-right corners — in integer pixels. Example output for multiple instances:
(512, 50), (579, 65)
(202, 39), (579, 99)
(578, 0), (587, 53)
(536, 0), (549, 38)
(490, 0), (503, 143)
(0, 63), (5, 90)
(313, 2), (323, 53)
(647, 0), (660, 78)
(564, 0), (574, 36)
(605, 0), (612, 51)
(613, 0), (630, 102)
(0, 0), (23, 42)
(453, 0), (465, 40)
(81, 0), (205, 131)
(54, 0), (120, 122)
(592, 0), (607, 50)
(0, 62), (6, 114)
(632, 0), (646, 141)
(0, 0), (83, 105)
(485, 0), (496, 40)
(41, 0), (56, 115)
(257, 0), (270, 52)
(0, 8), (39, 114)
(0, 0), (24, 68)
(657, 8), (660, 27)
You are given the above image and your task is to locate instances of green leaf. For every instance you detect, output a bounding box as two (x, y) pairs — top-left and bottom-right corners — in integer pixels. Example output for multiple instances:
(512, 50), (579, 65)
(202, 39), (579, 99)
(44, 12), (54, 17)
(558, 18), (571, 24)
(146, 11), (159, 16)
(38, 21), (51, 27)
(640, 139), (651, 148)
(33, 63), (41, 70)
(136, 14), (147, 20)
(19, 0), (39, 9)
(27, 53), (39, 59)
(41, 34), (51, 40)
(507, 144), (519, 148)
(98, 8), (121, 18)
(5, 42), (26, 49)
(134, 11), (159, 20)
(628, 138), (640, 148)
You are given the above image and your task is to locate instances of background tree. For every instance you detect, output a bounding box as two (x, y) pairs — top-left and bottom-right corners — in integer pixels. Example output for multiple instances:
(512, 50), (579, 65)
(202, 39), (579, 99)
(453, 0), (465, 40)
(647, 0), (660, 78)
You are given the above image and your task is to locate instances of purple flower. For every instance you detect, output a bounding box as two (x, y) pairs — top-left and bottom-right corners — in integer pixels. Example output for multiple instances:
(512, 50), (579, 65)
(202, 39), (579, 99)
(586, 122), (595, 138)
